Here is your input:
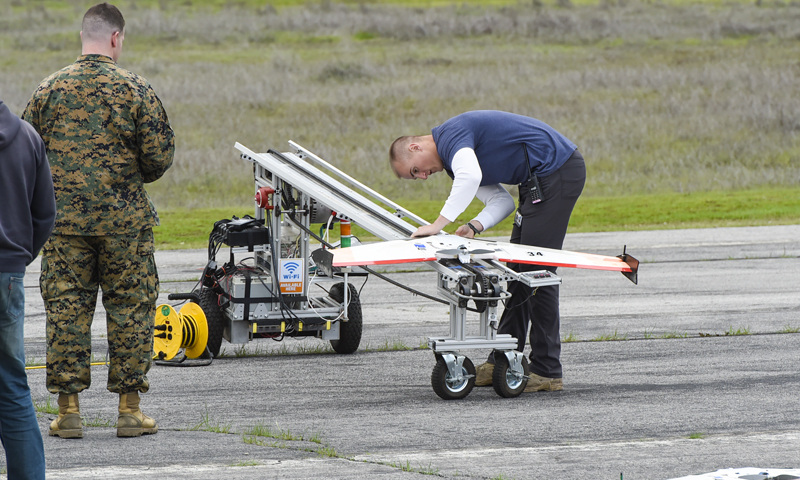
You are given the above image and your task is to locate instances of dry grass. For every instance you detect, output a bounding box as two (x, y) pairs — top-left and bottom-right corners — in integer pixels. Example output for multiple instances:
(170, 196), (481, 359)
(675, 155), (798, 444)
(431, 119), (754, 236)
(2, 1), (799, 210)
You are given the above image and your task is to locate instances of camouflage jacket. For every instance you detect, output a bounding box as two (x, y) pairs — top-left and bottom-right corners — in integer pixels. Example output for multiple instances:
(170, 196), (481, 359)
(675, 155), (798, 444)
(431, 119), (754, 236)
(23, 54), (174, 236)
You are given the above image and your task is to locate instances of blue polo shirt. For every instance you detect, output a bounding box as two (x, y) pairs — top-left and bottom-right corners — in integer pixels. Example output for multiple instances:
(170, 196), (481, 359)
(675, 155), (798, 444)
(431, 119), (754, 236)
(432, 110), (576, 185)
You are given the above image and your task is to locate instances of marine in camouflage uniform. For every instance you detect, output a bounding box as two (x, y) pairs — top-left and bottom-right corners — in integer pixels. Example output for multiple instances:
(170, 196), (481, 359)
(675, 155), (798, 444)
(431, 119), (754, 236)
(23, 12), (174, 404)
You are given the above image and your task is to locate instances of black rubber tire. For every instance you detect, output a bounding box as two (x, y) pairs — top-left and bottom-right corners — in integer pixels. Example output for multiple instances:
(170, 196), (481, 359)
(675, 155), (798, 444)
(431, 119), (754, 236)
(431, 355), (476, 400)
(328, 282), (362, 354)
(198, 288), (225, 358)
(492, 353), (530, 398)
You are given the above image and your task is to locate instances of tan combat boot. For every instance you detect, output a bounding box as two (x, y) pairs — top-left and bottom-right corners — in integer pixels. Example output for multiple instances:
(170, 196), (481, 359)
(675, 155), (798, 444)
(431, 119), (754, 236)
(523, 372), (563, 392)
(49, 393), (83, 439)
(117, 391), (158, 437)
(474, 362), (494, 386)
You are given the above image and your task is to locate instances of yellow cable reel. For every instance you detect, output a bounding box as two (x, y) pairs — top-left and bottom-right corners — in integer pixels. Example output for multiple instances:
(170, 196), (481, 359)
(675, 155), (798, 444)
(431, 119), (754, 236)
(153, 303), (209, 360)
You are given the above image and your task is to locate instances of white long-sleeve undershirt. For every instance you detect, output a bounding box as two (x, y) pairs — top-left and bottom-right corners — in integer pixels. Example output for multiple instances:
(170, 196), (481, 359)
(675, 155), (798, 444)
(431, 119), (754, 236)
(439, 147), (516, 232)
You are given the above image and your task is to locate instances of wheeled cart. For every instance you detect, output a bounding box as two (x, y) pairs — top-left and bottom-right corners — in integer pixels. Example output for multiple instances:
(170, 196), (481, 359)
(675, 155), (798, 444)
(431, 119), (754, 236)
(425, 254), (562, 400)
(197, 215), (364, 357)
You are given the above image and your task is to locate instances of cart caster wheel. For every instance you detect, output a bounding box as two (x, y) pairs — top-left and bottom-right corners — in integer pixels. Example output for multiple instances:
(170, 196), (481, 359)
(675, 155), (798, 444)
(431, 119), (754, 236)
(431, 354), (475, 400)
(492, 352), (530, 398)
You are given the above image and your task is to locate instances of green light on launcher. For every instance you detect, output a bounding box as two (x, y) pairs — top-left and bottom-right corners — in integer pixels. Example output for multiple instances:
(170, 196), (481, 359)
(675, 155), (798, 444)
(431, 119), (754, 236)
(340, 219), (352, 248)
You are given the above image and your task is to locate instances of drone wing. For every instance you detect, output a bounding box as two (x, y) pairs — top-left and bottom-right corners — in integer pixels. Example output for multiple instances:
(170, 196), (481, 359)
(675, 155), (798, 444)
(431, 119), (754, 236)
(330, 238), (439, 266)
(329, 234), (638, 284)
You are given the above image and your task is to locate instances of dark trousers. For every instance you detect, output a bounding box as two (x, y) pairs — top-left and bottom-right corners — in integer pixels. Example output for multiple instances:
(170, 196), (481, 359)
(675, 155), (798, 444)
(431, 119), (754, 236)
(491, 149), (585, 378)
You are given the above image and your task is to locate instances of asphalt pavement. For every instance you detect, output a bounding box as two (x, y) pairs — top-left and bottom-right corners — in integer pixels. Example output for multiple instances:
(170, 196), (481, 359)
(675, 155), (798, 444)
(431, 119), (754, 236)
(6, 224), (800, 480)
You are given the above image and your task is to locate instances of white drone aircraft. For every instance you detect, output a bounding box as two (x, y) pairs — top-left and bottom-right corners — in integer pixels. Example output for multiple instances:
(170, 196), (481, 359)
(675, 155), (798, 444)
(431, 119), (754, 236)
(331, 233), (638, 282)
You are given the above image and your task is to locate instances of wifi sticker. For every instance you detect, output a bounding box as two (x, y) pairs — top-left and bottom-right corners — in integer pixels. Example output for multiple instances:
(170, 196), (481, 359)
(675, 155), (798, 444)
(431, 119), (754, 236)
(280, 259), (304, 293)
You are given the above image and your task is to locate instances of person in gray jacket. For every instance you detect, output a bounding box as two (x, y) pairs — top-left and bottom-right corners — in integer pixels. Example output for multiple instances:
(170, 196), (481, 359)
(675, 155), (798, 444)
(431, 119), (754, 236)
(0, 99), (55, 480)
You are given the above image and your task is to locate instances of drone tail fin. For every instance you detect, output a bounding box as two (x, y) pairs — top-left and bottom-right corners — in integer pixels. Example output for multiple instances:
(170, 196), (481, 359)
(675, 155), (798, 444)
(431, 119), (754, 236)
(617, 245), (639, 285)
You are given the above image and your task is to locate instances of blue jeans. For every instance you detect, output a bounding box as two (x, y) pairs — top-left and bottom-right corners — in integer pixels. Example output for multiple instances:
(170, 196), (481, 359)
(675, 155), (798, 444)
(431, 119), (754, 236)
(0, 272), (46, 480)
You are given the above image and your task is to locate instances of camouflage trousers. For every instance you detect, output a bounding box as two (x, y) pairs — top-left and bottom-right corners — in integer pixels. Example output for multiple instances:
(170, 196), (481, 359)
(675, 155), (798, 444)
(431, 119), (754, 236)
(40, 229), (158, 395)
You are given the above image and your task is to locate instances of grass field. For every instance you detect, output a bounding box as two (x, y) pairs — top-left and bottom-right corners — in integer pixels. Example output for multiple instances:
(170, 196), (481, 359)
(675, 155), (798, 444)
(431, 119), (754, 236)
(2, 0), (798, 248)
(154, 186), (800, 248)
